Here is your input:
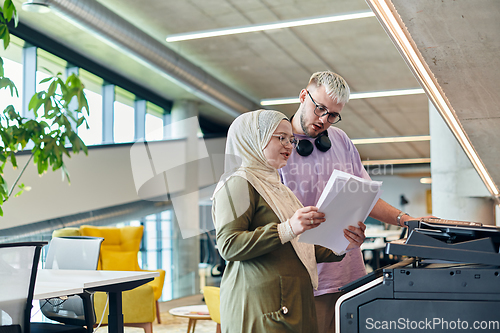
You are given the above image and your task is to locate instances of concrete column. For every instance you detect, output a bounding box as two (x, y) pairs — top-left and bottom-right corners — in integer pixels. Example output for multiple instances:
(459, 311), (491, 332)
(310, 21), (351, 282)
(170, 100), (199, 139)
(171, 211), (199, 298)
(101, 83), (115, 144)
(66, 65), (79, 134)
(429, 101), (495, 224)
(163, 113), (171, 140)
(22, 44), (37, 118)
(169, 100), (200, 297)
(134, 99), (146, 140)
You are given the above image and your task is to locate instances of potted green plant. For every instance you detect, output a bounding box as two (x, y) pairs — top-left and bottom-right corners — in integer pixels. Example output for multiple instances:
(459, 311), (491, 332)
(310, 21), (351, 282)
(1, 0), (89, 216)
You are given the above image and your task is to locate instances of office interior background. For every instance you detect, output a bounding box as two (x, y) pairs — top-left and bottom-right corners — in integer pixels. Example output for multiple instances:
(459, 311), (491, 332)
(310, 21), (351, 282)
(1, 0), (499, 302)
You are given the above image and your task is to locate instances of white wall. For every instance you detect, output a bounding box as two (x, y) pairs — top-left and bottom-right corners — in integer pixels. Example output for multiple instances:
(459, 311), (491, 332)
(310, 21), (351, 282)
(371, 175), (431, 218)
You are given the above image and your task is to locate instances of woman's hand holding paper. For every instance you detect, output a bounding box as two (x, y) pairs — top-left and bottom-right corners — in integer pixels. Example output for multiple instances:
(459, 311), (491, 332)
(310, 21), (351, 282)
(289, 206), (326, 236)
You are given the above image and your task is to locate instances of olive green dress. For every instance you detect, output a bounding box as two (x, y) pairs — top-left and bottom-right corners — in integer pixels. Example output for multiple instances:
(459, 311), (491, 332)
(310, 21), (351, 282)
(213, 176), (345, 333)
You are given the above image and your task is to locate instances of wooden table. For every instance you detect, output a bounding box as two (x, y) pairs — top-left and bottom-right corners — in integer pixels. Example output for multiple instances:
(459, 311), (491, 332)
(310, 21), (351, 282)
(168, 304), (212, 333)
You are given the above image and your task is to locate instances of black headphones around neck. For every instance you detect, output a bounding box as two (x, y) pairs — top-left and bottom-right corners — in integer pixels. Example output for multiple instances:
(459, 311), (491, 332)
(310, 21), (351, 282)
(296, 130), (332, 156)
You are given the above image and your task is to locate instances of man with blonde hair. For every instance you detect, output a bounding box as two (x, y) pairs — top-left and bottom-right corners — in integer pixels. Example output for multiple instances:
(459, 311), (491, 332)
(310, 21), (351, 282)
(279, 71), (418, 333)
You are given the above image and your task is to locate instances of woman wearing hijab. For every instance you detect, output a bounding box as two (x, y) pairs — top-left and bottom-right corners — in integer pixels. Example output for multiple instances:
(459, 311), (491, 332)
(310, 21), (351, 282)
(212, 110), (361, 332)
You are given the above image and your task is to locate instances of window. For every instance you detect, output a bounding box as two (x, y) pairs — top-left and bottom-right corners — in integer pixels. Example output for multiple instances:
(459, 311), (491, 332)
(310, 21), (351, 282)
(0, 58), (23, 122)
(114, 86), (135, 143)
(0, 36), (24, 125)
(145, 102), (165, 141)
(78, 69), (104, 145)
(35, 49), (67, 123)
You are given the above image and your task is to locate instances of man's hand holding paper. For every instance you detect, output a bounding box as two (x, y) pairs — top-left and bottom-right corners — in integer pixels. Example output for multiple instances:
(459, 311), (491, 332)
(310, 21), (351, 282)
(298, 170), (382, 254)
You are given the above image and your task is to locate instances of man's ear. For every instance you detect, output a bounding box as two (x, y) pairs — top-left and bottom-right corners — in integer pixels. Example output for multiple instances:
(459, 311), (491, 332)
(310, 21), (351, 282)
(299, 89), (308, 103)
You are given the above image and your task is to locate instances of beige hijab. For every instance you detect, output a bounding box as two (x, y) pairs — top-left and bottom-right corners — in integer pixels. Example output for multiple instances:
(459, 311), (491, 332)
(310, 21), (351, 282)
(213, 109), (318, 289)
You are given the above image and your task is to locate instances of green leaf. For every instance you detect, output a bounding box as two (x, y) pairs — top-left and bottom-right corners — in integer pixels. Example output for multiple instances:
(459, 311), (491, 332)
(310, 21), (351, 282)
(0, 77), (10, 89)
(61, 163), (71, 184)
(47, 80), (57, 97)
(3, 0), (14, 22)
(13, 5), (18, 27)
(41, 67), (54, 76)
(0, 57), (4, 76)
(37, 159), (43, 174)
(0, 77), (19, 97)
(79, 89), (89, 115)
(9, 151), (16, 168)
(43, 98), (51, 116)
(2, 26), (10, 50)
(57, 77), (67, 95)
(14, 183), (28, 198)
(59, 143), (70, 157)
(0, 25), (7, 49)
(28, 93), (43, 117)
(81, 136), (88, 155)
(76, 116), (85, 127)
(39, 77), (53, 84)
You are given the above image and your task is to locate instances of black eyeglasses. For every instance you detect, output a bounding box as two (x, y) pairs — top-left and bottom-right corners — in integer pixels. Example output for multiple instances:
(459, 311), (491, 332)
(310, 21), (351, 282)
(307, 90), (342, 124)
(271, 134), (298, 149)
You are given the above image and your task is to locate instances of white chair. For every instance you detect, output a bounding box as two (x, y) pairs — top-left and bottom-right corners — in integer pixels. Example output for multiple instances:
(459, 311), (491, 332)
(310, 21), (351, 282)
(0, 242), (46, 333)
(34, 236), (103, 333)
(44, 236), (103, 270)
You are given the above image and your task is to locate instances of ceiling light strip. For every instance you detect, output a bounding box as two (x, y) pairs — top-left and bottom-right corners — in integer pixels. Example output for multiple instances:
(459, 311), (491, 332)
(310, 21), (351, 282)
(352, 135), (430, 145)
(261, 97), (298, 106)
(367, 0), (498, 196)
(260, 87), (424, 106)
(166, 10), (375, 42)
(420, 177), (432, 184)
(362, 158), (431, 166)
(350, 88), (424, 99)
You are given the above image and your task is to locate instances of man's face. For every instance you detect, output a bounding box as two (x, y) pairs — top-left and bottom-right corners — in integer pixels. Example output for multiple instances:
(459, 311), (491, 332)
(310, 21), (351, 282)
(299, 86), (344, 138)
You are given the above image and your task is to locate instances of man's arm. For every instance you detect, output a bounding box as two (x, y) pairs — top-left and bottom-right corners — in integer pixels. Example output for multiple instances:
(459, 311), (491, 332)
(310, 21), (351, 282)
(369, 198), (414, 227)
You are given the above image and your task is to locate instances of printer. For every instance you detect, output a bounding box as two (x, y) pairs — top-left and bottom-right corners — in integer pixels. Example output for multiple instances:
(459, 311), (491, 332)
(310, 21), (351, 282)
(335, 218), (500, 332)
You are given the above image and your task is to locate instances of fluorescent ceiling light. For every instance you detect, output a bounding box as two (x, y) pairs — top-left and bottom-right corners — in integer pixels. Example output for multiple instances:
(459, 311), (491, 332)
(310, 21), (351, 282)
(362, 158), (431, 166)
(352, 135), (430, 145)
(366, 0), (498, 196)
(350, 88), (424, 99)
(166, 10), (375, 42)
(420, 177), (432, 184)
(260, 87), (424, 106)
(261, 97), (299, 106)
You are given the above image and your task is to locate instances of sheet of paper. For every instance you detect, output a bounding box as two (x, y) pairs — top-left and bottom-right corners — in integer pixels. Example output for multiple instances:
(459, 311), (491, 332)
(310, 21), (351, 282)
(298, 170), (382, 254)
(315, 170), (348, 208)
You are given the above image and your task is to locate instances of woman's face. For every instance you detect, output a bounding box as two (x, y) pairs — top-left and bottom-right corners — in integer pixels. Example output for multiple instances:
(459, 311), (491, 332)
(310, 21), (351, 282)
(263, 120), (294, 169)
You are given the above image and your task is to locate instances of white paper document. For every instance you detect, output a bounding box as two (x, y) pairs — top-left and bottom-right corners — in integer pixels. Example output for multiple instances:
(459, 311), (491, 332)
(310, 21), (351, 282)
(298, 170), (383, 254)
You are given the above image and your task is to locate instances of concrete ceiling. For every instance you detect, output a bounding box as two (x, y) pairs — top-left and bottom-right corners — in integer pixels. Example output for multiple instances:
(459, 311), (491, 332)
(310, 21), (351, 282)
(389, 0), (500, 195)
(8, 0), (498, 191)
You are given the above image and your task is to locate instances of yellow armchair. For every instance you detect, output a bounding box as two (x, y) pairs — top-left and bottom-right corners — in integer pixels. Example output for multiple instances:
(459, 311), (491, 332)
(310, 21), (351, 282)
(79, 225), (166, 325)
(203, 286), (221, 333)
(93, 284), (155, 333)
